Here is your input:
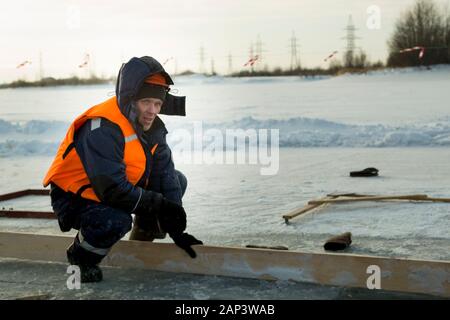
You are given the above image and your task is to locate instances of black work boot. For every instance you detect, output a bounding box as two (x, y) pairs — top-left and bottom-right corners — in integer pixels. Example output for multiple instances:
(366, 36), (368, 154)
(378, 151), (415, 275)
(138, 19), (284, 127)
(67, 235), (105, 283)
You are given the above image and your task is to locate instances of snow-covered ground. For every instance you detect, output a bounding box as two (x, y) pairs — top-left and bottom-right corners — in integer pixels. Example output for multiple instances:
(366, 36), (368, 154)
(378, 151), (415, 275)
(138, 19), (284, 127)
(0, 66), (449, 298)
(2, 66), (450, 156)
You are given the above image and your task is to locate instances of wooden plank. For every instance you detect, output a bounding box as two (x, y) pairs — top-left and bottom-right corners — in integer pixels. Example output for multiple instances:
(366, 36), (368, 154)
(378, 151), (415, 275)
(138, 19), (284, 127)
(0, 232), (448, 297)
(283, 193), (376, 223)
(282, 196), (336, 223)
(15, 293), (53, 300)
(421, 197), (450, 203)
(308, 194), (429, 205)
(282, 203), (325, 223)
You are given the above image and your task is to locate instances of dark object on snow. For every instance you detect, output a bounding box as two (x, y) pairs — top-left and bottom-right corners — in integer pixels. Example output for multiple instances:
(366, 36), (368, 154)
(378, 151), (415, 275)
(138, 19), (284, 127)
(350, 167), (379, 177)
(324, 232), (352, 251)
(246, 245), (289, 250)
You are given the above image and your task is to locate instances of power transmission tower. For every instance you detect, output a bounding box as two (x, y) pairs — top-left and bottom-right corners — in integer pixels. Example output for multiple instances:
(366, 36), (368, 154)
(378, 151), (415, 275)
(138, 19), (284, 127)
(39, 51), (44, 81)
(227, 53), (233, 75)
(249, 42), (255, 73)
(255, 34), (264, 71)
(341, 15), (361, 67)
(199, 46), (206, 74)
(210, 57), (215, 75)
(289, 31), (300, 71)
(89, 52), (96, 78)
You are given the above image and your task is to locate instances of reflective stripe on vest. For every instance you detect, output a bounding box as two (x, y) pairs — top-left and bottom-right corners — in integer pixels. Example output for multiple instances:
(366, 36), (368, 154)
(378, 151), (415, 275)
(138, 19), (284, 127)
(43, 97), (158, 202)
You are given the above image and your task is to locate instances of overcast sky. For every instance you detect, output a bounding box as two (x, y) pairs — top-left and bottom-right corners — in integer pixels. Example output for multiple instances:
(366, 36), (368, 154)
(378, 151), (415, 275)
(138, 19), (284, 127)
(1, 0), (449, 82)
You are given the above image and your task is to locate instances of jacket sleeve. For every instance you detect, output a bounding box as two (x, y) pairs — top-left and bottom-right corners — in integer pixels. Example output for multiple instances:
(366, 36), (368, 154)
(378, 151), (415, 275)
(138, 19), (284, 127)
(147, 128), (183, 206)
(74, 118), (163, 213)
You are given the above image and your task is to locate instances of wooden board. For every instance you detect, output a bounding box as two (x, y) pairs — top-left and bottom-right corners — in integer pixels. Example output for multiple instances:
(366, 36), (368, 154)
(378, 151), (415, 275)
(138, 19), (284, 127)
(0, 232), (448, 297)
(308, 194), (429, 205)
(282, 196), (337, 223)
(283, 194), (375, 223)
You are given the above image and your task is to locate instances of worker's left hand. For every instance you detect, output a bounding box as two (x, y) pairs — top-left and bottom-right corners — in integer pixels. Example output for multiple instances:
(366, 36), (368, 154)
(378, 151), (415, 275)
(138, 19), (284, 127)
(170, 232), (203, 258)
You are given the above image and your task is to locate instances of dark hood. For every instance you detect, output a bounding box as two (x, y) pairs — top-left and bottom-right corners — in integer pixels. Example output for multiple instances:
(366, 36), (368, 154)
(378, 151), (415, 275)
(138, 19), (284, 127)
(115, 56), (186, 127)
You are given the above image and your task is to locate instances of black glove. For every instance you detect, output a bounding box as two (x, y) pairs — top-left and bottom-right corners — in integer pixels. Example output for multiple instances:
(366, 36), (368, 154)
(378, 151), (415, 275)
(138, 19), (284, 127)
(170, 232), (203, 258)
(156, 198), (187, 235)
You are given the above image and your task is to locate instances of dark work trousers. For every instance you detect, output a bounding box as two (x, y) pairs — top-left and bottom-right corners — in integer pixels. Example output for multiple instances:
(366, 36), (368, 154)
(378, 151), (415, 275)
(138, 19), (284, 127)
(50, 170), (187, 262)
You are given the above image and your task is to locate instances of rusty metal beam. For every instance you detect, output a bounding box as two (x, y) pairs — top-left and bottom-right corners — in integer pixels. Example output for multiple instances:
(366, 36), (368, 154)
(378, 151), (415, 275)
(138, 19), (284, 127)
(0, 189), (53, 219)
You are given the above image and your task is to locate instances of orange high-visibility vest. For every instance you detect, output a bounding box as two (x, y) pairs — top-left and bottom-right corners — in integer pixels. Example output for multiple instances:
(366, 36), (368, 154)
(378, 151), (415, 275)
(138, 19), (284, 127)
(43, 97), (157, 202)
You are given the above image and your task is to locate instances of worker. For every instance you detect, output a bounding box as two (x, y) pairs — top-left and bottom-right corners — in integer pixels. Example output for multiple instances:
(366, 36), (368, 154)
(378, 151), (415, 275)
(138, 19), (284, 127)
(43, 56), (202, 283)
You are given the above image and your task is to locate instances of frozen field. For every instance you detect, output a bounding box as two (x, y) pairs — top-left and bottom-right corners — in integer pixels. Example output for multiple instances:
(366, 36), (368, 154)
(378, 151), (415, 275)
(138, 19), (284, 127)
(0, 66), (449, 299)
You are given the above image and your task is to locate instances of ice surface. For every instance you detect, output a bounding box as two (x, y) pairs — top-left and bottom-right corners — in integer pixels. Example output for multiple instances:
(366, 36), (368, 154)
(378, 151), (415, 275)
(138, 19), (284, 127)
(0, 148), (449, 261)
(0, 258), (438, 300)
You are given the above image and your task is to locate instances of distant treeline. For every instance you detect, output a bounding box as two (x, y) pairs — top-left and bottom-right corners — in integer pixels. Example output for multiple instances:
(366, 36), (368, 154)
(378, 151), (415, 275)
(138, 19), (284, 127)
(230, 62), (385, 78)
(387, 0), (450, 67)
(0, 76), (112, 89)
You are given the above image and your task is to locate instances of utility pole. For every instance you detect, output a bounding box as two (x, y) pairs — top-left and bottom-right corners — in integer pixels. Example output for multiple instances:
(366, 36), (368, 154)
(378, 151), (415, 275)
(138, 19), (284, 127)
(249, 42), (255, 73)
(199, 46), (206, 74)
(255, 35), (264, 72)
(227, 53), (233, 75)
(39, 51), (44, 81)
(89, 52), (96, 78)
(210, 57), (215, 75)
(341, 15), (361, 68)
(289, 31), (300, 71)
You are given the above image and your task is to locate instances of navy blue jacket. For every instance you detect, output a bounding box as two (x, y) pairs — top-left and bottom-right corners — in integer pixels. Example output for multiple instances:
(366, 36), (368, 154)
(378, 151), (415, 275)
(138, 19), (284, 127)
(71, 57), (183, 214)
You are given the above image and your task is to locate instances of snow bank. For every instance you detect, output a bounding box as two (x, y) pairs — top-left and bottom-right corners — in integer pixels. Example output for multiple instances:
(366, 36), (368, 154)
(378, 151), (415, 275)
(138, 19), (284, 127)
(0, 119), (67, 156)
(1, 116), (450, 156)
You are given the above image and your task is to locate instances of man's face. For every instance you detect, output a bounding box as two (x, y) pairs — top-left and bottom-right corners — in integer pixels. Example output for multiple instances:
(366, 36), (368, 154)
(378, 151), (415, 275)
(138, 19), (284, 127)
(136, 97), (163, 131)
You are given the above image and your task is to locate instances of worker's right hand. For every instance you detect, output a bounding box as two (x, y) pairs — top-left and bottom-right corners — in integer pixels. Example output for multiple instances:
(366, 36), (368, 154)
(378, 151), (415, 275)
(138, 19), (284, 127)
(170, 232), (203, 258)
(156, 198), (187, 235)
